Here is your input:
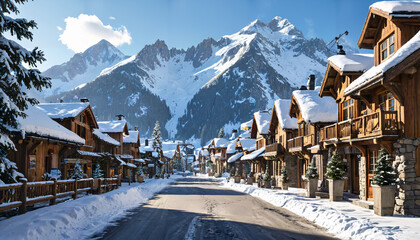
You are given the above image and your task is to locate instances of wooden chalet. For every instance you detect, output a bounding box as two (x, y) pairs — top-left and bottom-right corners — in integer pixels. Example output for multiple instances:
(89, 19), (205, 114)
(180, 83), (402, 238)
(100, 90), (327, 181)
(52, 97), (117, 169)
(208, 138), (230, 175)
(319, 53), (375, 195)
(266, 99), (299, 187)
(288, 77), (337, 188)
(122, 129), (141, 181)
(36, 101), (99, 179)
(248, 111), (272, 178)
(231, 138), (256, 178)
(197, 148), (210, 174)
(92, 129), (120, 177)
(337, 1), (420, 215)
(7, 106), (85, 182)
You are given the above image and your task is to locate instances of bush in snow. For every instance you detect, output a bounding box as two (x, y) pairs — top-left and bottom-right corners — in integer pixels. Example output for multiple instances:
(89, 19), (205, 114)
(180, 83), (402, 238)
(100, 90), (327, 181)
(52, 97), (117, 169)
(218, 128), (225, 138)
(136, 165), (144, 176)
(326, 151), (345, 180)
(306, 159), (319, 179)
(71, 160), (84, 179)
(93, 163), (104, 179)
(281, 165), (289, 183)
(0, 156), (23, 184)
(0, 0), (51, 153)
(372, 148), (397, 186)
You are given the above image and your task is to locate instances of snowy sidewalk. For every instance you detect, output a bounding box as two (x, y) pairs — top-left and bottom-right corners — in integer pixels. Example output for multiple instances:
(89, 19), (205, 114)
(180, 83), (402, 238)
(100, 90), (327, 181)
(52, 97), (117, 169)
(216, 177), (420, 240)
(0, 176), (180, 240)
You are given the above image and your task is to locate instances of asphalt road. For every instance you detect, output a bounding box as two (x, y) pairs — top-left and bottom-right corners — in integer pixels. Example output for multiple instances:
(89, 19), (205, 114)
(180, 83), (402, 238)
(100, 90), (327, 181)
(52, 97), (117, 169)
(94, 177), (335, 240)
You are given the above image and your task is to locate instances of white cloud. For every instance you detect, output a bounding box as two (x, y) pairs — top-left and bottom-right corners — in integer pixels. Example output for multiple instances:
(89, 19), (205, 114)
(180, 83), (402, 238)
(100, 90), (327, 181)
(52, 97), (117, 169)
(59, 14), (132, 53)
(109, 16), (116, 20)
(57, 26), (63, 31)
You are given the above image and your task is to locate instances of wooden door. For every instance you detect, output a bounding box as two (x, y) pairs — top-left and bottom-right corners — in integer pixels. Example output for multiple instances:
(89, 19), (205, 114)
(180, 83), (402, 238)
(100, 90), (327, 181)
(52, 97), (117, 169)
(351, 155), (360, 194)
(367, 149), (379, 199)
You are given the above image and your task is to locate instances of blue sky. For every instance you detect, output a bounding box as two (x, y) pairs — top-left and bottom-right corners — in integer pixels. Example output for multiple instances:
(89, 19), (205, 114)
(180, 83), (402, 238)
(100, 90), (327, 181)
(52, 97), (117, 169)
(16, 0), (380, 71)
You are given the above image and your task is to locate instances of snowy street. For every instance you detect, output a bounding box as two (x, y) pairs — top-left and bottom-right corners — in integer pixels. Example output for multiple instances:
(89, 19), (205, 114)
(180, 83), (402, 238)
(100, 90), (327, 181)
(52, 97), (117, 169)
(96, 177), (334, 240)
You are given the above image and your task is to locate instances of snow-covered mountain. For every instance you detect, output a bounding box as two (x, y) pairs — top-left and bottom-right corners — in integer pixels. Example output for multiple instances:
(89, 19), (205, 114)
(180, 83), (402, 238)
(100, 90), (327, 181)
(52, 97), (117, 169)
(50, 17), (332, 143)
(42, 39), (128, 97)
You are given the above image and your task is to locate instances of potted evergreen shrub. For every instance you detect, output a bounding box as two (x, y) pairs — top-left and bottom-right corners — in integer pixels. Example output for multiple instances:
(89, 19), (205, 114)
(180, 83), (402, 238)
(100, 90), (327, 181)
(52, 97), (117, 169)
(326, 152), (345, 201)
(234, 171), (241, 183)
(306, 159), (319, 198)
(280, 166), (289, 190)
(229, 168), (235, 181)
(372, 149), (397, 216)
(263, 172), (271, 188)
(136, 165), (144, 183)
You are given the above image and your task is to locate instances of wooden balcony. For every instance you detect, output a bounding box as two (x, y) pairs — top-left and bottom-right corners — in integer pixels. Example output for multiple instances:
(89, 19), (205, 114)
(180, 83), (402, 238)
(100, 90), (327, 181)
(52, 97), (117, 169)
(264, 143), (285, 157)
(320, 110), (399, 143)
(287, 136), (303, 152)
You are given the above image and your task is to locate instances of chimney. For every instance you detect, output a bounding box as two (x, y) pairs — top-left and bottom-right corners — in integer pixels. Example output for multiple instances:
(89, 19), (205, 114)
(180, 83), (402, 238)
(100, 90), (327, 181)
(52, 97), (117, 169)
(145, 139), (149, 146)
(116, 114), (124, 120)
(299, 85), (308, 90)
(59, 99), (63, 103)
(80, 98), (89, 103)
(307, 75), (315, 90)
(134, 126), (138, 131)
(337, 45), (346, 55)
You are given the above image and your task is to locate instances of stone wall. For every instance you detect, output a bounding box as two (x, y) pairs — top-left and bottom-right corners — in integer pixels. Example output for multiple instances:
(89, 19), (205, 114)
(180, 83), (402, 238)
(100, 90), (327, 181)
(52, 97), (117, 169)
(359, 156), (367, 200)
(393, 138), (420, 216)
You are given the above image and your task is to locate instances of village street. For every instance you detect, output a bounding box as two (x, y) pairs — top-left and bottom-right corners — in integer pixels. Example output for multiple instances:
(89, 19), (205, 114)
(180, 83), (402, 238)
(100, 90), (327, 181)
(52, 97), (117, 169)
(95, 177), (334, 240)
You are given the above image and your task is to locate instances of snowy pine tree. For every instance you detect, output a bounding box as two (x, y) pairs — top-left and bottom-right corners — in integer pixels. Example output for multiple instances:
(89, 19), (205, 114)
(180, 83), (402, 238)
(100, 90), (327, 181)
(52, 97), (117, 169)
(0, 155), (23, 184)
(71, 160), (84, 179)
(306, 159), (319, 179)
(92, 163), (104, 179)
(326, 151), (345, 180)
(281, 165), (289, 183)
(218, 128), (225, 138)
(372, 148), (397, 186)
(152, 121), (162, 155)
(0, 0), (51, 153)
(137, 165), (144, 176)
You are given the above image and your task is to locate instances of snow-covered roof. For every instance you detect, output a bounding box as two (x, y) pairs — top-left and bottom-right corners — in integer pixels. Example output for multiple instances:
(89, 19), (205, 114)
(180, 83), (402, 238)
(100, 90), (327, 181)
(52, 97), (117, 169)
(36, 102), (90, 119)
(123, 130), (139, 144)
(119, 154), (133, 159)
(239, 130), (251, 139)
(77, 150), (101, 158)
(126, 163), (137, 168)
(274, 99), (298, 130)
(241, 146), (265, 161)
(292, 87), (337, 123)
(114, 155), (126, 166)
(253, 111), (271, 134)
(241, 119), (253, 130)
(228, 152), (243, 163)
(98, 119), (127, 133)
(209, 138), (230, 148)
(328, 54), (374, 73)
(345, 30), (420, 95)
(237, 138), (256, 151)
(163, 150), (175, 158)
(371, 1), (420, 14)
(200, 149), (209, 156)
(14, 106), (85, 145)
(93, 129), (120, 146)
(226, 140), (237, 154)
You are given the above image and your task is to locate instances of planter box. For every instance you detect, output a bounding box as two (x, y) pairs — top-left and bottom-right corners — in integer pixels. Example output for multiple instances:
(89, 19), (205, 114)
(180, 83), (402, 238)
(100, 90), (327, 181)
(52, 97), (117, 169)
(328, 179), (344, 201)
(137, 175), (144, 183)
(234, 176), (241, 183)
(264, 180), (271, 189)
(307, 179), (318, 198)
(373, 185), (396, 216)
(208, 172), (214, 176)
(247, 177), (255, 185)
(281, 183), (289, 190)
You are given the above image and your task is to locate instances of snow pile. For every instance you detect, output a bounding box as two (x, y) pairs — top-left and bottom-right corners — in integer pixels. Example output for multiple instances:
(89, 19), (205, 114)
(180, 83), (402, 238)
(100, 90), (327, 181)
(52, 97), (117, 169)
(98, 119), (127, 133)
(222, 181), (420, 240)
(273, 99), (298, 129)
(122, 130), (139, 144)
(241, 146), (265, 161)
(14, 106), (85, 144)
(36, 103), (90, 119)
(328, 54), (374, 73)
(0, 177), (179, 240)
(92, 129), (120, 146)
(371, 1), (420, 13)
(292, 87), (337, 123)
(253, 111), (271, 134)
(345, 30), (420, 95)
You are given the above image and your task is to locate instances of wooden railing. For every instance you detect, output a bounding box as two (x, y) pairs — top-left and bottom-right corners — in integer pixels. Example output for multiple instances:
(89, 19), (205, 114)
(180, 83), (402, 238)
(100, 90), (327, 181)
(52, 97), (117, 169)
(320, 110), (399, 142)
(0, 177), (120, 214)
(265, 143), (285, 156)
(287, 136), (303, 150)
(303, 134), (315, 147)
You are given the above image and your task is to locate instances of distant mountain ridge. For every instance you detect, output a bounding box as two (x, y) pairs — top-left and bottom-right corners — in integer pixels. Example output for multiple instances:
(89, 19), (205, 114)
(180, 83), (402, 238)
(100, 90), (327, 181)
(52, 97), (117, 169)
(49, 17), (336, 144)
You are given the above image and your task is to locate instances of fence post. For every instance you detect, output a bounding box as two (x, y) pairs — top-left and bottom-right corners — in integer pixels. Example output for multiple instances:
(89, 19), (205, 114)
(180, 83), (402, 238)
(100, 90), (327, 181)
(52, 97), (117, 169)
(73, 179), (78, 200)
(19, 179), (27, 214)
(90, 178), (94, 194)
(50, 179), (57, 205)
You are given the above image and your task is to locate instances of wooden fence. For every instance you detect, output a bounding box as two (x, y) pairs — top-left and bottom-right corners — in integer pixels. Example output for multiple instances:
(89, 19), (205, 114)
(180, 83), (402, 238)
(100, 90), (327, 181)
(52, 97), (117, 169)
(0, 177), (120, 214)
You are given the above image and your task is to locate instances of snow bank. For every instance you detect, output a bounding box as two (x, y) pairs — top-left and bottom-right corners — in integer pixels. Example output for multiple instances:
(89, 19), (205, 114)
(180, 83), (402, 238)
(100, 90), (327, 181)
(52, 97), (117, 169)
(222, 180), (420, 240)
(0, 177), (180, 240)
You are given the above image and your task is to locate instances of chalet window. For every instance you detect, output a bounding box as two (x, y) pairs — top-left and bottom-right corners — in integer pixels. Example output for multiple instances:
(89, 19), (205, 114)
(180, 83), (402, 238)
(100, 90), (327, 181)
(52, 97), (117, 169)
(342, 99), (354, 120)
(368, 150), (378, 174)
(378, 92), (395, 111)
(77, 125), (86, 139)
(380, 33), (395, 62)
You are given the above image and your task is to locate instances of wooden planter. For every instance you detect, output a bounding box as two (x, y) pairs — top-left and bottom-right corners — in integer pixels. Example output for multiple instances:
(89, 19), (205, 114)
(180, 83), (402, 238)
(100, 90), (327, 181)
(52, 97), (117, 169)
(208, 171), (214, 177)
(328, 179), (344, 201)
(234, 176), (241, 183)
(247, 177), (255, 185)
(281, 183), (289, 190)
(264, 180), (271, 189)
(137, 175), (144, 183)
(307, 179), (318, 198)
(373, 185), (396, 216)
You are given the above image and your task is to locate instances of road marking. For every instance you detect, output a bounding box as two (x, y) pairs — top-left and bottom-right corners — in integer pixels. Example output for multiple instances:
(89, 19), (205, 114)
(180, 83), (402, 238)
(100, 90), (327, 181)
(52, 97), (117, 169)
(184, 216), (200, 240)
